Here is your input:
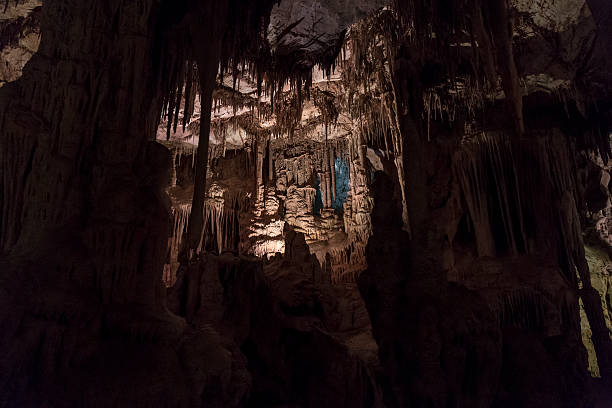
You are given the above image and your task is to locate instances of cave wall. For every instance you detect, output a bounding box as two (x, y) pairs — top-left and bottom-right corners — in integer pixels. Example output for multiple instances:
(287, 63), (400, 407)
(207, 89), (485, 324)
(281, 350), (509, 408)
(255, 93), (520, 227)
(0, 0), (280, 406)
(354, 3), (612, 405)
(0, 0), (168, 303)
(0, 0), (184, 404)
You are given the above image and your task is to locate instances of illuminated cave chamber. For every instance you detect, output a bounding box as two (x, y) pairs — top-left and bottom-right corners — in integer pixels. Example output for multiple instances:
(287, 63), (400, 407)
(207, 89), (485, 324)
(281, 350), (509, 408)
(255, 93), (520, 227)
(160, 35), (380, 284)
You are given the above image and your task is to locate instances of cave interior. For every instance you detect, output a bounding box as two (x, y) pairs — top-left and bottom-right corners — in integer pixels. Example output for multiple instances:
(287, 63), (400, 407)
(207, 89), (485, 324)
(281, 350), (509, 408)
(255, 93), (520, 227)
(1, 0), (612, 407)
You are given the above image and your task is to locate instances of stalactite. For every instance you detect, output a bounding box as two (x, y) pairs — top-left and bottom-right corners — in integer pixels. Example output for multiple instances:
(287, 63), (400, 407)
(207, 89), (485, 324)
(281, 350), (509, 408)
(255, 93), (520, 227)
(323, 240), (368, 283)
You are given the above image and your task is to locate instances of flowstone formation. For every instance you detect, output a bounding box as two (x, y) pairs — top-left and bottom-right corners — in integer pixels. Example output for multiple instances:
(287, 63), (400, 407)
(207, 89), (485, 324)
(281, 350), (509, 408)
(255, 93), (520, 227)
(2, 0), (612, 407)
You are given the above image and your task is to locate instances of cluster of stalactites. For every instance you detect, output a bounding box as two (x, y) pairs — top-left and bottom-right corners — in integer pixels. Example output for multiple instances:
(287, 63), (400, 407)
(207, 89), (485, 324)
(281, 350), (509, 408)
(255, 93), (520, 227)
(164, 188), (251, 281)
(492, 288), (571, 334)
(155, 0), (272, 140)
(346, 8), (490, 148)
(208, 75), (322, 148)
(158, 0), (533, 150)
(312, 88), (339, 126)
(164, 202), (192, 287)
(337, 9), (406, 169)
(422, 80), (492, 140)
(452, 130), (585, 286)
(344, 1), (526, 139)
(213, 83), (259, 117)
(158, 0), (369, 146)
(323, 241), (368, 284)
(453, 132), (528, 258)
(160, 55), (199, 141)
(199, 196), (241, 255)
(399, 0), (524, 134)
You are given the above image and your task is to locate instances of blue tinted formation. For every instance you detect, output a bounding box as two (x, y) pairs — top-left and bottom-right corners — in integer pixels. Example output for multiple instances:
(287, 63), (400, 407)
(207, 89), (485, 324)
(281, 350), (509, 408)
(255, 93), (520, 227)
(313, 157), (350, 215)
(333, 157), (349, 212)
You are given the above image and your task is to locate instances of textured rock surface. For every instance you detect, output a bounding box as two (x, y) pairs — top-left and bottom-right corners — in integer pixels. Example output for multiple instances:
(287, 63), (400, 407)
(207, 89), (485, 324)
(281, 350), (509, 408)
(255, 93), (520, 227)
(2, 0), (612, 406)
(0, 0), (274, 406)
(267, 0), (388, 70)
(167, 227), (382, 407)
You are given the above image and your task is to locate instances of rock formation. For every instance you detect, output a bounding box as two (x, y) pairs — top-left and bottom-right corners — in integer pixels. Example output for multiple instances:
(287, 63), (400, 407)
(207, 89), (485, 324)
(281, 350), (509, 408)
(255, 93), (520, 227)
(1, 0), (612, 407)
